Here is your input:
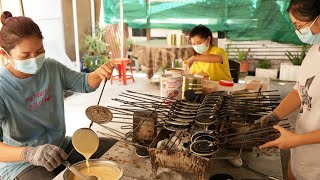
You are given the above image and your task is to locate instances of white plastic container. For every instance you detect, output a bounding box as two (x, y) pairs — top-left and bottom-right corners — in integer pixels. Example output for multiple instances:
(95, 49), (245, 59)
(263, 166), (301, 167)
(279, 62), (300, 81)
(255, 68), (278, 80)
(160, 74), (183, 100)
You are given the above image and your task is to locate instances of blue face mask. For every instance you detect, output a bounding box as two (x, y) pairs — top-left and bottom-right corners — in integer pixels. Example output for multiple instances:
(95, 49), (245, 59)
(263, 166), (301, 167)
(4, 50), (46, 74)
(296, 16), (320, 45)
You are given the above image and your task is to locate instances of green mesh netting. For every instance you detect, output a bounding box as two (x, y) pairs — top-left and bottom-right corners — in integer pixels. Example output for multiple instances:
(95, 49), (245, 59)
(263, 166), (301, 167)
(103, 0), (303, 45)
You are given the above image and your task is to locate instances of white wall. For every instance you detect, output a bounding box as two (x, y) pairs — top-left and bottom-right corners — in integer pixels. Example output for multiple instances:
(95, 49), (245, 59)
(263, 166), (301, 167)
(151, 29), (182, 38)
(0, 0), (23, 66)
(1, 0), (21, 16)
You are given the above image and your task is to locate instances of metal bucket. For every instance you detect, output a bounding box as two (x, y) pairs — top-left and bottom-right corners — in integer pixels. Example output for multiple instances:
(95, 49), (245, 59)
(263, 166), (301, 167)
(171, 34), (177, 45)
(160, 74), (183, 100)
(182, 74), (204, 99)
(63, 159), (123, 180)
(180, 34), (186, 46)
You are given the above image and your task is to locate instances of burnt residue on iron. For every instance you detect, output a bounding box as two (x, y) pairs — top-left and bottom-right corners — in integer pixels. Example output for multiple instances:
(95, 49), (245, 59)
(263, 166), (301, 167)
(149, 129), (213, 180)
(133, 110), (157, 144)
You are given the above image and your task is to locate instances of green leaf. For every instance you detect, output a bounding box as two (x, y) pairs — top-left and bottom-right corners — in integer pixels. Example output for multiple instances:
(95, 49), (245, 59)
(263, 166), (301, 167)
(235, 47), (250, 62)
(285, 45), (309, 65)
(81, 25), (110, 72)
(258, 59), (271, 69)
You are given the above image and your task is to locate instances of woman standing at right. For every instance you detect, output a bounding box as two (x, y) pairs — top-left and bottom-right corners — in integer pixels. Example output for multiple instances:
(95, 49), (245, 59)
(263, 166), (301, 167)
(256, 0), (320, 179)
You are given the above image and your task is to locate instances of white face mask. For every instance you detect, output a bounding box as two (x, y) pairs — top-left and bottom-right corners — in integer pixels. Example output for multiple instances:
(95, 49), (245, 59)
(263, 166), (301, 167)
(192, 40), (209, 54)
(3, 50), (46, 74)
(296, 16), (320, 45)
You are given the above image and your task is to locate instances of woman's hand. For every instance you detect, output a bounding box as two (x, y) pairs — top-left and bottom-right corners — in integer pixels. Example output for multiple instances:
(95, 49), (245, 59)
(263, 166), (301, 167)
(186, 56), (196, 67)
(94, 61), (114, 81)
(87, 61), (114, 89)
(259, 125), (301, 149)
(21, 144), (67, 172)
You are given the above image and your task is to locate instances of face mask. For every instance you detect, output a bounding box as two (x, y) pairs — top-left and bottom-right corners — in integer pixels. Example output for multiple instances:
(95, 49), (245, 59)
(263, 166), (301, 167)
(4, 50), (46, 74)
(192, 40), (209, 54)
(296, 16), (320, 45)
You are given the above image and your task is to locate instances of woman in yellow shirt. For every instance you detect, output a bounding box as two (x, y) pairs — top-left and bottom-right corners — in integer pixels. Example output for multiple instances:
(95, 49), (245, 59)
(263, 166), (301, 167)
(186, 25), (232, 81)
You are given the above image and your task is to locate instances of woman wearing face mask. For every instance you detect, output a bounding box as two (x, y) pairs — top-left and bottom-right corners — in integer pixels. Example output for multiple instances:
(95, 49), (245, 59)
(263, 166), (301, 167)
(252, 0), (320, 179)
(185, 25), (232, 81)
(0, 11), (117, 180)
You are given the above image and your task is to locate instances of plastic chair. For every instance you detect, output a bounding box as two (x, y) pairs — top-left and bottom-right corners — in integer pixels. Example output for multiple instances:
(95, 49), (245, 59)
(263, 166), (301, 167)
(228, 60), (240, 83)
(111, 58), (134, 85)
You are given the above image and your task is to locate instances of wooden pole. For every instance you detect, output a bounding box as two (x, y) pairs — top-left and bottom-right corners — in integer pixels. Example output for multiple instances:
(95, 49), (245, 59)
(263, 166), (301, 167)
(146, 29), (151, 40)
(72, 0), (81, 71)
(120, 0), (124, 58)
(19, 0), (25, 16)
(90, 0), (96, 37)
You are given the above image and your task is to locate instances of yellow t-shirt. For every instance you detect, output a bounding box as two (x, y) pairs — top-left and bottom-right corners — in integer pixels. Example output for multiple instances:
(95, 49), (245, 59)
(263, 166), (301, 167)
(190, 46), (232, 81)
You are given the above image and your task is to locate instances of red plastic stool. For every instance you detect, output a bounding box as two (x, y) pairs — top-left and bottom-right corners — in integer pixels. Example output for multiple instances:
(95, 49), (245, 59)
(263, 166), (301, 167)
(111, 58), (134, 85)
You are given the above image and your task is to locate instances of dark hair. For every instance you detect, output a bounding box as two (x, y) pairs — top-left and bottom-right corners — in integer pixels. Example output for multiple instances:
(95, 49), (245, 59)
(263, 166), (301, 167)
(0, 11), (43, 54)
(190, 24), (213, 45)
(287, 0), (320, 22)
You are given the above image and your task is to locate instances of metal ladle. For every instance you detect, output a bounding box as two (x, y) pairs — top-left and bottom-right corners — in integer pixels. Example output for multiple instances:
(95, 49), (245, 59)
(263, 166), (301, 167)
(63, 128), (100, 180)
(87, 80), (113, 128)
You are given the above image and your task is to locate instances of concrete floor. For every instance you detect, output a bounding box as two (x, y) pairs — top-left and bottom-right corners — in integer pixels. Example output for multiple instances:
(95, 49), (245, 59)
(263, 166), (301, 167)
(63, 72), (297, 179)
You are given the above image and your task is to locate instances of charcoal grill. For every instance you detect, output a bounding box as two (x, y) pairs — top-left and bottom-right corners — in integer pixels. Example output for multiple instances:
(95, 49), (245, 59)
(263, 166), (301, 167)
(90, 89), (284, 179)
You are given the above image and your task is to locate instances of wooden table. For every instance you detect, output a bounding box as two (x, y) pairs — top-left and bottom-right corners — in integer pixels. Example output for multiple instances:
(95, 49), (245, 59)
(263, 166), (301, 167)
(132, 40), (194, 79)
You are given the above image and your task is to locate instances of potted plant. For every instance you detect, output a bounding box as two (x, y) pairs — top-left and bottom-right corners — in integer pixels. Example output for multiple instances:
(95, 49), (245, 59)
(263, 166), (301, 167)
(280, 45), (308, 81)
(255, 59), (278, 79)
(81, 26), (110, 72)
(235, 47), (251, 73)
(126, 38), (134, 51)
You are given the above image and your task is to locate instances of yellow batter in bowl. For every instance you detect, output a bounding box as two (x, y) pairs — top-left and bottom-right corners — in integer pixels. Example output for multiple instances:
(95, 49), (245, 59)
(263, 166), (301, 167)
(64, 160), (123, 180)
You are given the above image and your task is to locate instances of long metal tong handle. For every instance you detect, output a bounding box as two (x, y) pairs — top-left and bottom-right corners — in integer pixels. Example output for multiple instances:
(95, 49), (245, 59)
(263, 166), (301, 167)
(67, 80), (108, 160)
(89, 80), (107, 129)
(97, 80), (107, 105)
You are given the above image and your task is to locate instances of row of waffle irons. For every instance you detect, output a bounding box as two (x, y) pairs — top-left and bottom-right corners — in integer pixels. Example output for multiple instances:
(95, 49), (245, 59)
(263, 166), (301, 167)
(165, 101), (200, 131)
(195, 93), (224, 129)
(165, 92), (225, 132)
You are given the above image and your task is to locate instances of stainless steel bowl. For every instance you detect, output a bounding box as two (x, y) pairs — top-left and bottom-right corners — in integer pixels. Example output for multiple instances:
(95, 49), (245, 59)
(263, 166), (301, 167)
(63, 159), (123, 180)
